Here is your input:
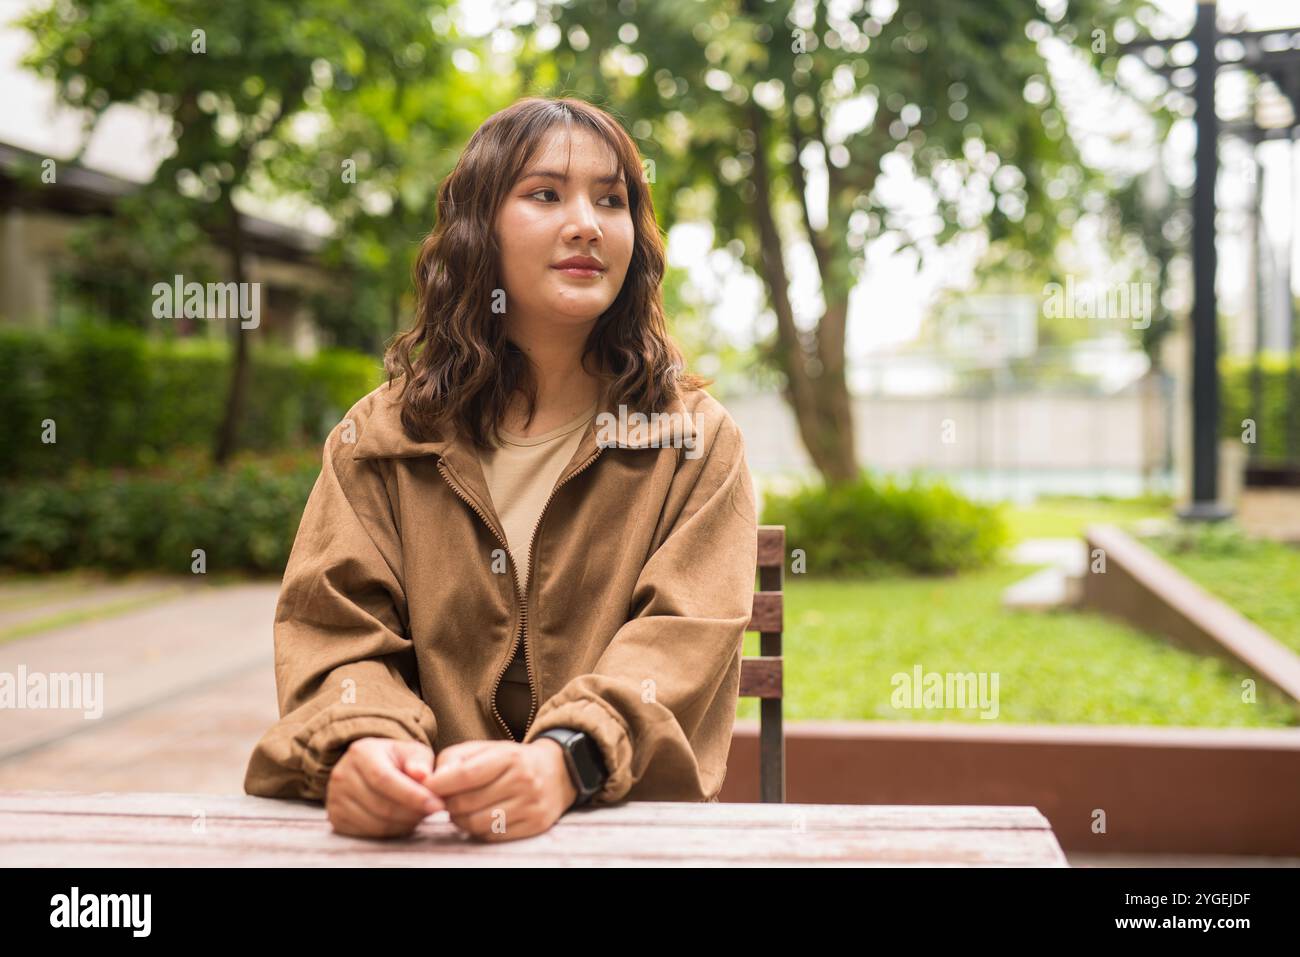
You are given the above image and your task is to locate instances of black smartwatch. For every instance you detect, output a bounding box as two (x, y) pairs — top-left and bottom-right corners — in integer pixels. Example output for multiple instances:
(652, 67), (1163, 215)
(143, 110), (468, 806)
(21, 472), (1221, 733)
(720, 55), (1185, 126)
(536, 727), (608, 807)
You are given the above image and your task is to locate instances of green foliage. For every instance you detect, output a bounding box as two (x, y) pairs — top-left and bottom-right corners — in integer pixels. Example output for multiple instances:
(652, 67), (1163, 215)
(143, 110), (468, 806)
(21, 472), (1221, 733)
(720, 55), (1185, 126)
(1001, 494), (1173, 543)
(0, 449), (321, 575)
(761, 471), (1008, 576)
(533, 0), (1156, 288)
(1220, 353), (1300, 463)
(0, 323), (383, 479)
(18, 0), (458, 350)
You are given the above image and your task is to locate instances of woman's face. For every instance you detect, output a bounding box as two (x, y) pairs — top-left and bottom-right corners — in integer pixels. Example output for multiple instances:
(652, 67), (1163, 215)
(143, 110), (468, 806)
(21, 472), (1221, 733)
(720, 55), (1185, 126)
(494, 126), (634, 334)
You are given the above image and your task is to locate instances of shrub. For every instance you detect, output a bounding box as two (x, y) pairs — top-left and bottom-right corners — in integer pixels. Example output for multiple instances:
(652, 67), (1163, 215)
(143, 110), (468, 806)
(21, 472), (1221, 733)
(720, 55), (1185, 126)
(761, 471), (1008, 577)
(0, 449), (321, 575)
(0, 321), (383, 479)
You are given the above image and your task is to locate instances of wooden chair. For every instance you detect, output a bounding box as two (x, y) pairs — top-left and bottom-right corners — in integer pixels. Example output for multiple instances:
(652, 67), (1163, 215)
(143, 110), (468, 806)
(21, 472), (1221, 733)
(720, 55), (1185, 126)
(742, 524), (785, 802)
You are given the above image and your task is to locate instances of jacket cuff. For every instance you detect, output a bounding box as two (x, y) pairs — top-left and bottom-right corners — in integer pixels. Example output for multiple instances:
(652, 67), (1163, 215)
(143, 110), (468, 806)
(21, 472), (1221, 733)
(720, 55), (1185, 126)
(298, 711), (434, 801)
(523, 697), (634, 805)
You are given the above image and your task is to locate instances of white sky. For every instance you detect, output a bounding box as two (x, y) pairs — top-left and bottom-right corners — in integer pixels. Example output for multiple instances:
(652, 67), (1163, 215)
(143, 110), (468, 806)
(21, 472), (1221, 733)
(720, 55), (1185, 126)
(2, 0), (1297, 359)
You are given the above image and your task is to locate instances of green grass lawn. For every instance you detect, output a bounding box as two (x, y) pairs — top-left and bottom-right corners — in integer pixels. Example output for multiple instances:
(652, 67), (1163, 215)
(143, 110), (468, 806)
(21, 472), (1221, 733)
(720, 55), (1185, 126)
(1139, 524), (1300, 657)
(998, 494), (1174, 543)
(738, 562), (1298, 728)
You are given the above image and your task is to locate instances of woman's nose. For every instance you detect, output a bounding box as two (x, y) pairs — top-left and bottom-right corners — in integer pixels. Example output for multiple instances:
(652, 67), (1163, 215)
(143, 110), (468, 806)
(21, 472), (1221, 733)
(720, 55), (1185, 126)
(564, 197), (602, 241)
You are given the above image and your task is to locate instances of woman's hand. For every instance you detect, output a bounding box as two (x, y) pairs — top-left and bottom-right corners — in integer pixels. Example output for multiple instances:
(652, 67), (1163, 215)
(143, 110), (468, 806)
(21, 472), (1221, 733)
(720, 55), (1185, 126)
(325, 737), (445, 838)
(421, 739), (578, 841)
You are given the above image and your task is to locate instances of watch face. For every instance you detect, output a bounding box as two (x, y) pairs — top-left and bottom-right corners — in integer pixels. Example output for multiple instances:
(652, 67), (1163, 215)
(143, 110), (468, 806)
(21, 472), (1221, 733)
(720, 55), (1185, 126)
(571, 734), (606, 790)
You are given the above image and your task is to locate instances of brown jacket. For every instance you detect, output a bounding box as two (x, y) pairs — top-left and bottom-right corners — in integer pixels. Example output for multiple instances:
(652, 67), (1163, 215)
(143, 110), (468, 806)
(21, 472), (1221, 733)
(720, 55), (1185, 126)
(243, 377), (758, 805)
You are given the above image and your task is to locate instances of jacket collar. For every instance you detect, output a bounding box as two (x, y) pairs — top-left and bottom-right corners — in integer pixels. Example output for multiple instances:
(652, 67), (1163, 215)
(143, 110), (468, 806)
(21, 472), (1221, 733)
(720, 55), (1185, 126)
(351, 379), (699, 542)
(351, 379), (698, 464)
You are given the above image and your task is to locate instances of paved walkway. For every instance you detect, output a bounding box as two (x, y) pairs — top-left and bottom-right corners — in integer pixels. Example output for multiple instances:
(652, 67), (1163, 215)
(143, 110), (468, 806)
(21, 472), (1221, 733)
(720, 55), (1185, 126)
(0, 575), (279, 794)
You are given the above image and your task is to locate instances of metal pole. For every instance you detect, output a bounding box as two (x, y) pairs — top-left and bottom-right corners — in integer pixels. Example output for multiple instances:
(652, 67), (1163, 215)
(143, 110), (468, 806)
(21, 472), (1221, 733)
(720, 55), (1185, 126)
(1288, 128), (1299, 476)
(1250, 146), (1264, 475)
(1181, 0), (1233, 520)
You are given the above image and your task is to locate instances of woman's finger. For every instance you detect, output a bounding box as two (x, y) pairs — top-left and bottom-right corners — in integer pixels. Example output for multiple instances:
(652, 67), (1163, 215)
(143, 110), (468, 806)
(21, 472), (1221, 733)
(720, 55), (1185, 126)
(355, 778), (429, 828)
(356, 749), (443, 815)
(451, 793), (533, 840)
(424, 746), (512, 798)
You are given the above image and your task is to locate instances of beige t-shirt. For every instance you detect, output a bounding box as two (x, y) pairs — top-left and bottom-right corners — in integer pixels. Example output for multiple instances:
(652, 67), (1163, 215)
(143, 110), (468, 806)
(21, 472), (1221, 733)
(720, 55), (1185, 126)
(478, 400), (598, 739)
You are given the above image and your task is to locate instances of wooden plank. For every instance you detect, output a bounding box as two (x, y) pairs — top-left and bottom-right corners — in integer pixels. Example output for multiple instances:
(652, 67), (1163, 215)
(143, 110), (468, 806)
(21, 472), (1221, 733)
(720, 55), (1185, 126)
(757, 526), (785, 569)
(0, 812), (1066, 867)
(0, 843), (1061, 868)
(761, 697), (785, 803)
(0, 791), (1067, 866)
(0, 791), (1053, 830)
(746, 591), (782, 633)
(0, 790), (326, 820)
(739, 657), (782, 698)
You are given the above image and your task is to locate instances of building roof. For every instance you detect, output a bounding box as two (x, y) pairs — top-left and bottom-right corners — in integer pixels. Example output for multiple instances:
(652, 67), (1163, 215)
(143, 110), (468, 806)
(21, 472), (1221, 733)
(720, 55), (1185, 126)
(0, 140), (325, 265)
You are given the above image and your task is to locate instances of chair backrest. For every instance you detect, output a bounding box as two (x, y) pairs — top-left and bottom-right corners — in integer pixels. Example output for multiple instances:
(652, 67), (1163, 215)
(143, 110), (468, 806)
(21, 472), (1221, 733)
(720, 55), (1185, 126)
(742, 525), (785, 803)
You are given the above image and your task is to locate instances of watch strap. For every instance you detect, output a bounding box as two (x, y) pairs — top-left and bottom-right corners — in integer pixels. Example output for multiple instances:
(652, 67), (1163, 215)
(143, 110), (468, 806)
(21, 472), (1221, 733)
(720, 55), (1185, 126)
(537, 727), (607, 806)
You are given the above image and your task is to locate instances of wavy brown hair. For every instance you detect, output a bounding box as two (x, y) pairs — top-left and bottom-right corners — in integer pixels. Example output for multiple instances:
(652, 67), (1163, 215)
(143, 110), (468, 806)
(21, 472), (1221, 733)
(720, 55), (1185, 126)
(383, 95), (710, 451)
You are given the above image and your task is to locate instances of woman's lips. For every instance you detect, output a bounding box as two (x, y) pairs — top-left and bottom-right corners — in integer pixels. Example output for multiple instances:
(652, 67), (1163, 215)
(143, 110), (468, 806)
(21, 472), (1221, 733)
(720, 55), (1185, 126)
(552, 266), (603, 278)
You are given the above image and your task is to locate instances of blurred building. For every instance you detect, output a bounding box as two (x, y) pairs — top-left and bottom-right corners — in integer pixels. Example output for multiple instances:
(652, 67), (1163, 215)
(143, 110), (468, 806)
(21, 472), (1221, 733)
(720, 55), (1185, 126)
(0, 140), (334, 355)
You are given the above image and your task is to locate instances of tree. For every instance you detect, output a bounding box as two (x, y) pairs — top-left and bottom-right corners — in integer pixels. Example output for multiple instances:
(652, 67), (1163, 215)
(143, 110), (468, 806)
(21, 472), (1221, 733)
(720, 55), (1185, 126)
(20, 0), (449, 462)
(516, 0), (1154, 484)
(257, 22), (507, 355)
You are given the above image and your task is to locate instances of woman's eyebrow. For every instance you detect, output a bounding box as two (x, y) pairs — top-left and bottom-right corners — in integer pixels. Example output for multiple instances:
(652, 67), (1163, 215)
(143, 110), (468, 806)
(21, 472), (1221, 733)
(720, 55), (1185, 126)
(520, 168), (625, 186)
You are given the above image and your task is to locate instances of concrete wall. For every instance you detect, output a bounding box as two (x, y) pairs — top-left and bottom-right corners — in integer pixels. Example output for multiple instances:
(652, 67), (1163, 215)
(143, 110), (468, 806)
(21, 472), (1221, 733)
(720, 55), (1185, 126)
(728, 379), (1172, 484)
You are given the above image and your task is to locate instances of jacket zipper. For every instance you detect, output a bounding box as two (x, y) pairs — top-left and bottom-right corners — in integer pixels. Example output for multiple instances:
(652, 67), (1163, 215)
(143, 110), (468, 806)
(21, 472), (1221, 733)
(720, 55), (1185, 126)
(436, 443), (604, 741)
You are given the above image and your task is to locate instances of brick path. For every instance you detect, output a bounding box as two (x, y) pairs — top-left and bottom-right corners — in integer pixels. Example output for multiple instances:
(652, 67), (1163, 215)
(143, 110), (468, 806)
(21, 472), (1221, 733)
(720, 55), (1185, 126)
(0, 577), (280, 794)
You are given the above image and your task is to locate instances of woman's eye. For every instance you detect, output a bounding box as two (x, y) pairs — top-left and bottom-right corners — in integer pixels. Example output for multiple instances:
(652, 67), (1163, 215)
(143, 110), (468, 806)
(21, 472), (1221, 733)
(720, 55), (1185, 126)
(527, 188), (627, 208)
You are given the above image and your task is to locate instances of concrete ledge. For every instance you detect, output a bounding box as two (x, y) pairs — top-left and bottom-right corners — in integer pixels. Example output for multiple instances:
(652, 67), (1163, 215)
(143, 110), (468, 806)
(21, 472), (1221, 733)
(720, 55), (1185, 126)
(1002, 565), (1080, 610)
(722, 720), (1300, 856)
(1079, 523), (1300, 704)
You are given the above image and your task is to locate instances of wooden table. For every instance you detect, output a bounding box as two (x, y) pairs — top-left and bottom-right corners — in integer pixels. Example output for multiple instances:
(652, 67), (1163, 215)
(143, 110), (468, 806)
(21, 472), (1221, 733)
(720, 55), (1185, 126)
(0, 790), (1068, 866)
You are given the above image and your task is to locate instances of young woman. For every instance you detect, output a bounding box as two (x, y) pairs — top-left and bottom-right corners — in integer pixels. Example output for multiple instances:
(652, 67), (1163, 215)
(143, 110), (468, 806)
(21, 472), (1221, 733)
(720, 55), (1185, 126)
(244, 96), (758, 843)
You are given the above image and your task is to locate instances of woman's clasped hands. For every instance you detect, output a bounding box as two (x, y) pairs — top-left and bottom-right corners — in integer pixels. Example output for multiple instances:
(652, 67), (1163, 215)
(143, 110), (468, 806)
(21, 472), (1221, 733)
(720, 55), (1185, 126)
(325, 736), (578, 842)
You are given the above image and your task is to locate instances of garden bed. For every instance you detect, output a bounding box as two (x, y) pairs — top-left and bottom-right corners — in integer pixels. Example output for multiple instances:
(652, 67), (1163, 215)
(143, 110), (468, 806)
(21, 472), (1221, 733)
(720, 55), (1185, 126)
(1139, 521), (1300, 655)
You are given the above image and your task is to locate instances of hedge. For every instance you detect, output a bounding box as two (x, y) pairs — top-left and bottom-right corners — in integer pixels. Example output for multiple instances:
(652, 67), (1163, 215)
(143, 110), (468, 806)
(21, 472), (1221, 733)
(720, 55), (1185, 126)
(0, 448), (321, 575)
(0, 322), (384, 479)
(1220, 352), (1300, 464)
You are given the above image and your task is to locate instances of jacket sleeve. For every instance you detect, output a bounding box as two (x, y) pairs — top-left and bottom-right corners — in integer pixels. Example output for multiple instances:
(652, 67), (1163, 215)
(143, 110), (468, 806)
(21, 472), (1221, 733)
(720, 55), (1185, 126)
(521, 406), (758, 804)
(243, 414), (438, 802)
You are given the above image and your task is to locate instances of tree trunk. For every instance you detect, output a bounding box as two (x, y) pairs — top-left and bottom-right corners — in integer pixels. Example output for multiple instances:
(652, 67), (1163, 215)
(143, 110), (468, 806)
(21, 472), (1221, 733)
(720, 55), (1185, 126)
(746, 101), (859, 485)
(213, 195), (252, 465)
